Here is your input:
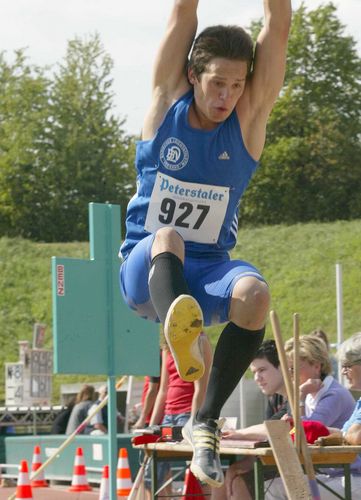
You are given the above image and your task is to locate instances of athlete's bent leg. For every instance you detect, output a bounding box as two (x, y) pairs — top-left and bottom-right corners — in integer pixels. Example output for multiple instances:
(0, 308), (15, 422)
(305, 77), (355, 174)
(199, 276), (270, 418)
(183, 276), (270, 487)
(149, 227), (188, 322)
(149, 227), (204, 382)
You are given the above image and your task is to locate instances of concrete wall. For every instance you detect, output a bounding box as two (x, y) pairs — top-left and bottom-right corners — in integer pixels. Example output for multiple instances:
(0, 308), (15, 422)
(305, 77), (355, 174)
(221, 378), (267, 428)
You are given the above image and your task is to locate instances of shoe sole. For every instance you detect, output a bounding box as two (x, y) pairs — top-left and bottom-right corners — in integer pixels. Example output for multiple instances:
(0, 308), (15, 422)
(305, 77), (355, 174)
(182, 424), (223, 488)
(164, 295), (204, 382)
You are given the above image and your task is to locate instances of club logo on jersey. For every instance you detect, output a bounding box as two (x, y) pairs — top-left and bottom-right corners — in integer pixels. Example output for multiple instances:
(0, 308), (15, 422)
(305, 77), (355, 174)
(160, 137), (189, 171)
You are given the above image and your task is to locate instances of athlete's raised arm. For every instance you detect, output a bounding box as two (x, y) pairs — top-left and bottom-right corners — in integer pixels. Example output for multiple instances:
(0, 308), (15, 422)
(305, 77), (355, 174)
(238, 0), (292, 159)
(142, 0), (199, 139)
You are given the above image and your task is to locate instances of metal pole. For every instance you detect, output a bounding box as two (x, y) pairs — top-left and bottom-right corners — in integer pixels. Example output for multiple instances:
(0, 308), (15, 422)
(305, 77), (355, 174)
(336, 263), (344, 383)
(239, 378), (246, 428)
(124, 375), (133, 433)
(108, 376), (117, 500)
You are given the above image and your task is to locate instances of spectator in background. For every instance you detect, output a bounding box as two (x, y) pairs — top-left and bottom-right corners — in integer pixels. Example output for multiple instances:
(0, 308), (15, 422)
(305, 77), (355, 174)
(338, 332), (361, 442)
(265, 333), (361, 499)
(132, 350), (162, 430)
(337, 332), (361, 398)
(51, 396), (76, 434)
(87, 385), (125, 435)
(309, 328), (338, 379)
(284, 335), (354, 428)
(65, 385), (95, 435)
(88, 385), (108, 435)
(216, 336), (355, 499)
(132, 375), (160, 430)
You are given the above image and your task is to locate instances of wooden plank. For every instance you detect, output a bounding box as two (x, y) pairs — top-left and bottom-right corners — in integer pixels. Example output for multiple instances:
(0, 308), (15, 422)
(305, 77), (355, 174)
(219, 439), (269, 448)
(265, 420), (311, 500)
(301, 452), (358, 464)
(270, 310), (321, 499)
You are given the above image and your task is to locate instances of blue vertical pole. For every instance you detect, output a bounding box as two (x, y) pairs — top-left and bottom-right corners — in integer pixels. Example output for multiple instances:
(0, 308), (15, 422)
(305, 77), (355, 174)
(90, 202), (118, 500)
(105, 204), (117, 500)
(108, 376), (118, 500)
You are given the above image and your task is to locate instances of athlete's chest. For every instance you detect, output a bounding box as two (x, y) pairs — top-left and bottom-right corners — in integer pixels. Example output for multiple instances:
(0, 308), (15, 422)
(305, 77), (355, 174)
(147, 131), (244, 187)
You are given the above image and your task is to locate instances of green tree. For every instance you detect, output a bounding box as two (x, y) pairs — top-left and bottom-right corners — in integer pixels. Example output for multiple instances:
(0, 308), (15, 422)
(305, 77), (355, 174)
(0, 50), (50, 237)
(240, 2), (361, 225)
(0, 34), (136, 242)
(38, 33), (135, 241)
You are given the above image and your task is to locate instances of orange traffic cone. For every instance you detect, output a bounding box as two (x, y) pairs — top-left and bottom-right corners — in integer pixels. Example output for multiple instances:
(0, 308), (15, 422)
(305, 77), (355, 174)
(30, 445), (48, 487)
(98, 465), (109, 500)
(117, 447), (133, 498)
(15, 460), (33, 500)
(68, 447), (92, 492)
(181, 468), (206, 500)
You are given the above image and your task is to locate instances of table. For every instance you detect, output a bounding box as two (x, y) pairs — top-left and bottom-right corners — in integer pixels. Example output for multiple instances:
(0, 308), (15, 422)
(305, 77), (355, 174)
(134, 440), (361, 499)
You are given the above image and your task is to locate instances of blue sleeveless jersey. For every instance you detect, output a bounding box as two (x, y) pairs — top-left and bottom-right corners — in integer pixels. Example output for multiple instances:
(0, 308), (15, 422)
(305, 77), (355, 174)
(120, 90), (258, 259)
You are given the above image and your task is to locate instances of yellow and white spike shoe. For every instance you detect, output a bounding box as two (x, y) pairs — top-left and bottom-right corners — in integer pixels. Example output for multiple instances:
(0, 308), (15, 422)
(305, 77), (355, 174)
(164, 294), (204, 382)
(181, 416), (225, 488)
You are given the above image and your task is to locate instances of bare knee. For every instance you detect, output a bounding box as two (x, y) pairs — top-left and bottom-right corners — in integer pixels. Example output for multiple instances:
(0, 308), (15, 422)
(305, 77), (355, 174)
(229, 277), (270, 330)
(151, 227), (185, 261)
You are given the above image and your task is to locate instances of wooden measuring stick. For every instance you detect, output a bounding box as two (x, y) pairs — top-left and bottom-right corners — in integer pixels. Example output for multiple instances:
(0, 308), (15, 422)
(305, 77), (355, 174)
(265, 420), (311, 499)
(7, 375), (127, 500)
(294, 313), (301, 453)
(270, 311), (321, 500)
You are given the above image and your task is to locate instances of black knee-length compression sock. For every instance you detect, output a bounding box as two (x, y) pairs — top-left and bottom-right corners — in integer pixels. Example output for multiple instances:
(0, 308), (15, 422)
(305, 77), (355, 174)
(197, 322), (265, 421)
(148, 252), (190, 323)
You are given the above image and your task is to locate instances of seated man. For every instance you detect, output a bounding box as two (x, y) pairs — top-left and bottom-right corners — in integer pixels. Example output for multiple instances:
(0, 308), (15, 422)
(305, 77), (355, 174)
(212, 340), (287, 500)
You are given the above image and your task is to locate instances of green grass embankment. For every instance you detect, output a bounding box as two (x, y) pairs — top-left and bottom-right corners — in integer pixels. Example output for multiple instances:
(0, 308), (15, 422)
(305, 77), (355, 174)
(1, 219), (360, 402)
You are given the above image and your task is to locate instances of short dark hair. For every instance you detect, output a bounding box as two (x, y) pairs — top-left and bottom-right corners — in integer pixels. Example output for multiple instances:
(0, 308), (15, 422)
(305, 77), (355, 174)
(253, 340), (280, 368)
(189, 25), (254, 79)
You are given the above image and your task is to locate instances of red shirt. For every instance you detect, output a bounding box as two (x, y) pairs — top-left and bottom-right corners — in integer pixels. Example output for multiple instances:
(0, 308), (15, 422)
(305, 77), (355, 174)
(141, 374), (160, 424)
(164, 351), (194, 415)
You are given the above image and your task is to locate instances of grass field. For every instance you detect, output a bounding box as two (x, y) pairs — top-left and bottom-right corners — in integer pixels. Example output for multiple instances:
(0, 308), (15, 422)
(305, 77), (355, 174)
(1, 219), (361, 402)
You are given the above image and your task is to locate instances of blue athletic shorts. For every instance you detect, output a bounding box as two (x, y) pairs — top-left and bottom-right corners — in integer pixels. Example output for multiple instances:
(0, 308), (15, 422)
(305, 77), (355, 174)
(119, 234), (266, 326)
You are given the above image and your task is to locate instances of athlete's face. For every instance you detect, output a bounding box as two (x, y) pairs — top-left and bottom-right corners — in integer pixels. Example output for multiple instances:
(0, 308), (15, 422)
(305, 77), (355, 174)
(250, 358), (284, 396)
(189, 57), (248, 128)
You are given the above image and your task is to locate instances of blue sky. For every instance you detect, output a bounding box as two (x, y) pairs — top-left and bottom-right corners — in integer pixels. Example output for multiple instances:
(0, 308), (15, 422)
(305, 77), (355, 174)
(1, 0), (360, 134)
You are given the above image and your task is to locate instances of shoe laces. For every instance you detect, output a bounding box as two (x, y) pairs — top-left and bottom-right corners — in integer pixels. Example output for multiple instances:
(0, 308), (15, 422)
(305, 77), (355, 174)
(193, 418), (225, 456)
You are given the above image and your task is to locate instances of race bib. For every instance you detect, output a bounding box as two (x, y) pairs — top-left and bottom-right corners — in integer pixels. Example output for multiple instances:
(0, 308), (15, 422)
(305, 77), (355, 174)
(145, 173), (229, 244)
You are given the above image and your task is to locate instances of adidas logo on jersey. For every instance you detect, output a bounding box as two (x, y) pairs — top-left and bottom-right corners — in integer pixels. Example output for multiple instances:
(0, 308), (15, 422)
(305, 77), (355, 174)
(218, 151), (230, 160)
